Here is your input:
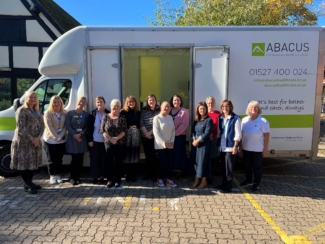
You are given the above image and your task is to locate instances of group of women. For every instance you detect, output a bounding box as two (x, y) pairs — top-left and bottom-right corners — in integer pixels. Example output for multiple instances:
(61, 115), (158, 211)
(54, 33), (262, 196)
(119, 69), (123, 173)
(10, 91), (270, 194)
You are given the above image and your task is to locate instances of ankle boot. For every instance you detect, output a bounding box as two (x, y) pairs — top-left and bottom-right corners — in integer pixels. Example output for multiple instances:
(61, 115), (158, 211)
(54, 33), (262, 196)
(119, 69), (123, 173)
(197, 177), (208, 189)
(191, 176), (201, 189)
(28, 171), (41, 190)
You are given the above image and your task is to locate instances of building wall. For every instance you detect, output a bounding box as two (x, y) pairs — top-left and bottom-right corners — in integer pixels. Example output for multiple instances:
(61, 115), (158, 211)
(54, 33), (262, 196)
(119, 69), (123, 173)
(0, 0), (62, 111)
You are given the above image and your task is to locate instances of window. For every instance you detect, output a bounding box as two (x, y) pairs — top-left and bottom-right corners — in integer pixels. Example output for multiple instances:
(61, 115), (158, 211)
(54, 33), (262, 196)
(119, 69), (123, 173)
(34, 79), (72, 113)
(0, 78), (11, 111)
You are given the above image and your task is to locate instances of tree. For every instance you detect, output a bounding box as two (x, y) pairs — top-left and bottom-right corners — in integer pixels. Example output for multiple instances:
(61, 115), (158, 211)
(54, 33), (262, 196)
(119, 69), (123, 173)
(145, 0), (320, 26)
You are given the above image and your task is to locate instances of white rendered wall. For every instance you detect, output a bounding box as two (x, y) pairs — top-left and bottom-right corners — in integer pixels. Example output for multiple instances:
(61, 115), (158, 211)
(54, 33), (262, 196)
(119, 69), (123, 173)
(0, 0), (31, 15)
(13, 47), (39, 69)
(26, 20), (53, 42)
(0, 46), (9, 68)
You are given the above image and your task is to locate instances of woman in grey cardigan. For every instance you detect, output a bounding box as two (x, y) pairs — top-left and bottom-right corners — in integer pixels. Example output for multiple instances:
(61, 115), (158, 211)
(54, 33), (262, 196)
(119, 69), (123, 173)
(65, 96), (89, 185)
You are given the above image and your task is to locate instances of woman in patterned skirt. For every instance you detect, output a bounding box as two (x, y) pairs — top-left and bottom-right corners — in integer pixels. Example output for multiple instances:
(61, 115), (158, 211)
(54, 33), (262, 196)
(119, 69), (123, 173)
(120, 96), (141, 182)
(11, 91), (45, 194)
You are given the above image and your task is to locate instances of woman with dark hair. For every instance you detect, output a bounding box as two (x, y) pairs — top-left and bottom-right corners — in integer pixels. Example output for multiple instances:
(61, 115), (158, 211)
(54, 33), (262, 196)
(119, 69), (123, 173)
(120, 95), (141, 181)
(87, 96), (110, 184)
(191, 102), (213, 189)
(217, 100), (242, 193)
(11, 91), (45, 194)
(140, 94), (160, 181)
(65, 96), (90, 186)
(43, 95), (67, 185)
(169, 94), (189, 178)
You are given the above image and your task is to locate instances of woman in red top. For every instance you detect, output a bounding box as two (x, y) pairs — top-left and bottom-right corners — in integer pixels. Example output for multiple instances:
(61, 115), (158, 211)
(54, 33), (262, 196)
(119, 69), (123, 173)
(206, 96), (221, 176)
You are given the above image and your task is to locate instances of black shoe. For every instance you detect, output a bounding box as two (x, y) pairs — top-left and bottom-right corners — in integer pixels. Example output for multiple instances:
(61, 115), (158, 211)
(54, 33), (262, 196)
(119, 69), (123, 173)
(218, 188), (232, 194)
(24, 184), (37, 194)
(92, 178), (98, 184)
(106, 181), (113, 188)
(99, 178), (105, 184)
(142, 175), (150, 180)
(70, 179), (77, 186)
(252, 183), (260, 192)
(240, 180), (253, 187)
(31, 182), (41, 190)
(125, 173), (131, 182)
(115, 182), (120, 188)
(174, 171), (181, 180)
(131, 173), (136, 182)
(215, 184), (225, 190)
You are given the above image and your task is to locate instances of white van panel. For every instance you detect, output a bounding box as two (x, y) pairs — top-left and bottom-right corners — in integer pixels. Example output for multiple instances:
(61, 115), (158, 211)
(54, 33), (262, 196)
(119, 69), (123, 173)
(88, 48), (121, 107)
(193, 46), (228, 108)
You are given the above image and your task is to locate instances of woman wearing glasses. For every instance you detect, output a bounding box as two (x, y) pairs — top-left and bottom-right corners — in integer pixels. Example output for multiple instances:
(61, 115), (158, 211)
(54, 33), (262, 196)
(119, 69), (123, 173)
(217, 100), (241, 193)
(120, 96), (141, 182)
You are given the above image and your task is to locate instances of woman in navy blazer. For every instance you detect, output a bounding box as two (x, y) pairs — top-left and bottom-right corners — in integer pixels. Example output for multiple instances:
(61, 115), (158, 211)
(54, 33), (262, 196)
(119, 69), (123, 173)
(217, 100), (242, 193)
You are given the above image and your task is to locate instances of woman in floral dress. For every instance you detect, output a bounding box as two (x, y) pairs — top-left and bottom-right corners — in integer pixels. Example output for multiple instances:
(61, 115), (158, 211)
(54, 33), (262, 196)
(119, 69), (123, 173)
(11, 91), (45, 194)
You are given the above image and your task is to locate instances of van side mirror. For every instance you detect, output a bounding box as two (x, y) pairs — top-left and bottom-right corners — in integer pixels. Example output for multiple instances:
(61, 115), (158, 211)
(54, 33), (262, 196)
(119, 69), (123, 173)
(13, 98), (21, 111)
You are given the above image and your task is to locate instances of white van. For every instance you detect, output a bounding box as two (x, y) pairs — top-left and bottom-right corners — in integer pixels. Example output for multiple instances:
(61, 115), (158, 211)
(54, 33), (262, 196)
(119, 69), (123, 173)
(0, 26), (323, 176)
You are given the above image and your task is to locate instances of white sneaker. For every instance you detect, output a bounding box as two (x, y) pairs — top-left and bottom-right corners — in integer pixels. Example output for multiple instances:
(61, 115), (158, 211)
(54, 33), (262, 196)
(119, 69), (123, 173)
(56, 176), (63, 183)
(49, 176), (57, 184)
(156, 179), (165, 187)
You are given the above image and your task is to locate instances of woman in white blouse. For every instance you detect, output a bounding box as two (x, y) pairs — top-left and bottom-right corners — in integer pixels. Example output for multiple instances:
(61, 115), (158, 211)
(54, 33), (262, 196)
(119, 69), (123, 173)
(217, 100), (241, 193)
(240, 101), (270, 192)
(153, 101), (177, 188)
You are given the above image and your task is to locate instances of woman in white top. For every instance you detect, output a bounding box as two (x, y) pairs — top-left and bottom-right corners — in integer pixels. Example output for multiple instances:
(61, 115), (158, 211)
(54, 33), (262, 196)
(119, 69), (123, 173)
(43, 96), (67, 184)
(217, 100), (242, 193)
(153, 101), (177, 188)
(240, 101), (270, 192)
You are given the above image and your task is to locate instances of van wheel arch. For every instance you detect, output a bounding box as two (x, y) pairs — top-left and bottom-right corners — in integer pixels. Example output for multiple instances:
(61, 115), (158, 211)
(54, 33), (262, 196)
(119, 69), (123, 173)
(0, 143), (19, 177)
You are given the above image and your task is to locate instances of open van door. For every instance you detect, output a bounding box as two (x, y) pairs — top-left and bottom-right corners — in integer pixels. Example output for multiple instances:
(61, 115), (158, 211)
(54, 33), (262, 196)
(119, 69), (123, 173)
(87, 48), (121, 108)
(192, 46), (229, 111)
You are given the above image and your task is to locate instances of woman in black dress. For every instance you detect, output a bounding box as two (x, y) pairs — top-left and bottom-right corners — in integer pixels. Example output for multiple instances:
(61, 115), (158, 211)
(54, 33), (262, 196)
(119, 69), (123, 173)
(120, 96), (141, 181)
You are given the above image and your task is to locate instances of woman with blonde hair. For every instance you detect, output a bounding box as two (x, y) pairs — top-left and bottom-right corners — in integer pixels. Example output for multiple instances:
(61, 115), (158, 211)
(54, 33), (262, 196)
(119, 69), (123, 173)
(11, 91), (45, 194)
(43, 96), (67, 184)
(120, 95), (141, 181)
(240, 101), (270, 192)
(65, 96), (89, 185)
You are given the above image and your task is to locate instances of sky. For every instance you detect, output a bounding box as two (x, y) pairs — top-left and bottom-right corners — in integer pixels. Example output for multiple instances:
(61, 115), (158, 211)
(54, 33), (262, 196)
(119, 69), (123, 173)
(54, 0), (325, 26)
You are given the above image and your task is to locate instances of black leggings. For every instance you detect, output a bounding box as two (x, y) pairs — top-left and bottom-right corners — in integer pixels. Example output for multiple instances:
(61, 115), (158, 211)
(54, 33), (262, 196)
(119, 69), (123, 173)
(20, 170), (35, 185)
(70, 153), (84, 181)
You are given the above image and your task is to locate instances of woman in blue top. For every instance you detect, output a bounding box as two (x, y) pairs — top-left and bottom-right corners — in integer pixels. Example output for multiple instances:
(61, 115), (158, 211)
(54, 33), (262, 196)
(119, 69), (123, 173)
(191, 102), (213, 189)
(217, 100), (242, 193)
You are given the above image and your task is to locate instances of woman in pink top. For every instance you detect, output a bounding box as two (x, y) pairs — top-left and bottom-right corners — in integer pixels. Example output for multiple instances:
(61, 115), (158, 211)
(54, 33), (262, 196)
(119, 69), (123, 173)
(169, 94), (190, 177)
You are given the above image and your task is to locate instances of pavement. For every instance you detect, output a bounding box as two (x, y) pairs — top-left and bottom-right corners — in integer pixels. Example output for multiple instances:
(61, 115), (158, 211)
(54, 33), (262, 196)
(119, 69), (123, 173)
(1, 122), (325, 243)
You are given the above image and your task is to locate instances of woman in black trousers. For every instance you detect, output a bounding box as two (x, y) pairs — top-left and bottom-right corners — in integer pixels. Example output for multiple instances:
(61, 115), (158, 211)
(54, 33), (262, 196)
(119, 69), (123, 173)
(87, 96), (110, 184)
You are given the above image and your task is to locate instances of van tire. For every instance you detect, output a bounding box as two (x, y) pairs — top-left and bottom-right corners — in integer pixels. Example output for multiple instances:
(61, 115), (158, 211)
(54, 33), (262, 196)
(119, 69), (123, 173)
(0, 144), (19, 177)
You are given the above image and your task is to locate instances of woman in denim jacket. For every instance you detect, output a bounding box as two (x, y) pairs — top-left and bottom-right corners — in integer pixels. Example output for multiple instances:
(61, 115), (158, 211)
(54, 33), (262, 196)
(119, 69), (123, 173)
(191, 102), (213, 189)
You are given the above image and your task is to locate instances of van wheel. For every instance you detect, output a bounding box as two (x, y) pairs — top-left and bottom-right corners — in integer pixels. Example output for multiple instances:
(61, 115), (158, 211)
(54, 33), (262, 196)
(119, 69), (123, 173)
(0, 144), (19, 177)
